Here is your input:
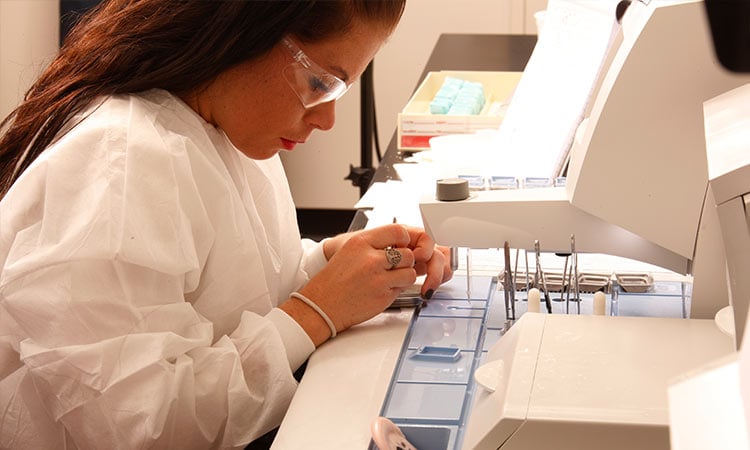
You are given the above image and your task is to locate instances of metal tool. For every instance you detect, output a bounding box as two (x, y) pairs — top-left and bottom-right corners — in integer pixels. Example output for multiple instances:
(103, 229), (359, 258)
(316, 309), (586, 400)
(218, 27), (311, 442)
(466, 248), (472, 304)
(565, 261), (574, 314)
(565, 235), (581, 314)
(513, 246), (520, 291)
(450, 246), (459, 271)
(503, 241), (516, 321)
(534, 240), (552, 313)
(555, 253), (570, 302)
(524, 250), (531, 293)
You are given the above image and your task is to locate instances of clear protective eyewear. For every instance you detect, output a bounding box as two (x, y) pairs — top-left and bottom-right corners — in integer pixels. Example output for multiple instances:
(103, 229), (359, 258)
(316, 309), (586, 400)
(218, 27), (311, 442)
(282, 37), (351, 108)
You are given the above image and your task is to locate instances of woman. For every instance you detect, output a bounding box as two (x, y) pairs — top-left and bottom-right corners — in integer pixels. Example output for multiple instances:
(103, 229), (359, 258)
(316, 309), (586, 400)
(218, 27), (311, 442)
(0, 1), (452, 448)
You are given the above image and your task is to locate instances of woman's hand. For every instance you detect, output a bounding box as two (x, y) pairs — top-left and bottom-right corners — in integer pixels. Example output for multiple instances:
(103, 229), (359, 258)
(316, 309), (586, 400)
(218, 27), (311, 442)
(284, 225), (453, 344)
(404, 225), (453, 299)
(283, 224), (453, 345)
(323, 224), (453, 299)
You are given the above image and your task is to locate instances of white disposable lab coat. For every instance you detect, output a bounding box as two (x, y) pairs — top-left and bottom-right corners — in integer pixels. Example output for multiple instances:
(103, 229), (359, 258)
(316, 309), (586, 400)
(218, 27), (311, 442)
(0, 89), (328, 449)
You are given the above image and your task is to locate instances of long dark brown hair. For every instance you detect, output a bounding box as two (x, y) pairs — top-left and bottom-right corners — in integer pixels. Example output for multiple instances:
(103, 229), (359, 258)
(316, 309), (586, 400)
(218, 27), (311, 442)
(0, 0), (405, 199)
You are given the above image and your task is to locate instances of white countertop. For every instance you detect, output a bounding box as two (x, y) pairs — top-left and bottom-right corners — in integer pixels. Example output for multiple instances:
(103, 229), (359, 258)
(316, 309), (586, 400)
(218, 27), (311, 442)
(272, 308), (414, 450)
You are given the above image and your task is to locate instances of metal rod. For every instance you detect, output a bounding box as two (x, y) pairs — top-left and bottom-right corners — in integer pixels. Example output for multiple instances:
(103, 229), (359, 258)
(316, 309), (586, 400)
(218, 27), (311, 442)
(504, 242), (515, 321)
(556, 254), (569, 303)
(524, 249), (531, 293)
(534, 240), (552, 313)
(565, 260), (573, 314)
(571, 235), (581, 314)
(466, 248), (472, 303)
(450, 246), (459, 271)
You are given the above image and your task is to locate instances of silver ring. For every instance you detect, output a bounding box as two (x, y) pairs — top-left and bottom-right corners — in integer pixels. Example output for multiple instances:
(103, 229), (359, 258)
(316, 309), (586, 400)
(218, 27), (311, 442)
(384, 246), (402, 269)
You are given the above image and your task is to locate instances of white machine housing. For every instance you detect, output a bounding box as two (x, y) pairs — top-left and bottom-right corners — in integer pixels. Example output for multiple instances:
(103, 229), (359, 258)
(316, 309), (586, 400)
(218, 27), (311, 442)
(419, 0), (750, 319)
(704, 83), (750, 347)
(459, 19), (750, 450)
(462, 313), (734, 450)
(664, 83), (750, 450)
(459, 83), (750, 450)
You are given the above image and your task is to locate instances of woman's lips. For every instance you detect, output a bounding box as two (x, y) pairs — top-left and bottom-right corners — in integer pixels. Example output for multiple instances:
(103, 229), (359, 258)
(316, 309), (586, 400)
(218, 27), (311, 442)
(280, 138), (298, 151)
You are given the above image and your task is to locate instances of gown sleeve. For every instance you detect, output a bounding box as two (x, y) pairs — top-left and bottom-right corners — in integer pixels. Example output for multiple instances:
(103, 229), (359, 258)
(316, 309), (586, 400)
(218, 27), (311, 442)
(301, 237), (329, 277)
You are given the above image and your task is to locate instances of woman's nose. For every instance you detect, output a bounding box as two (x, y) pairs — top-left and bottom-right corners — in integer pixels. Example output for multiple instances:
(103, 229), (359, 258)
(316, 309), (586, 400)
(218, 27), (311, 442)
(305, 100), (336, 131)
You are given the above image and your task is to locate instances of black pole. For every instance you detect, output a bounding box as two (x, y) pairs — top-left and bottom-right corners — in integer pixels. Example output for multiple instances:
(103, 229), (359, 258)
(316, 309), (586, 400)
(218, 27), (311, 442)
(345, 62), (376, 197)
(360, 62), (374, 197)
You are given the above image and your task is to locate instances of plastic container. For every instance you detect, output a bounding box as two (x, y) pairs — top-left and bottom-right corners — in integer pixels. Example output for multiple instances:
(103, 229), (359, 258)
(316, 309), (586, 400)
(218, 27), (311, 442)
(397, 71), (523, 151)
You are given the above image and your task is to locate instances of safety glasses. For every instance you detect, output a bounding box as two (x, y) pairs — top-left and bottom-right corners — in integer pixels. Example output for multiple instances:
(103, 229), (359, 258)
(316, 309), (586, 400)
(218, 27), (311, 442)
(282, 37), (351, 108)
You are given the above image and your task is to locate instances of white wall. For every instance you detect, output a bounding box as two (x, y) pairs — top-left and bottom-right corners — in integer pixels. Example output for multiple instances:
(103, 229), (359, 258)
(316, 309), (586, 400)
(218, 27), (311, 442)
(281, 0), (547, 210)
(0, 0), (60, 119)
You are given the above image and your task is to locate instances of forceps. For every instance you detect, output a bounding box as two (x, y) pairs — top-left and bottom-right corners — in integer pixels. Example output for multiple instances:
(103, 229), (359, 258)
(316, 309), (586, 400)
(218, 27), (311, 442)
(565, 235), (581, 314)
(533, 240), (552, 313)
(503, 241), (516, 321)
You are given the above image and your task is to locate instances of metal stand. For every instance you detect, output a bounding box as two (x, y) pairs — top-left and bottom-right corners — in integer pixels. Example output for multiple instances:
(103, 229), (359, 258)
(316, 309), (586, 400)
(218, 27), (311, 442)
(345, 62), (376, 197)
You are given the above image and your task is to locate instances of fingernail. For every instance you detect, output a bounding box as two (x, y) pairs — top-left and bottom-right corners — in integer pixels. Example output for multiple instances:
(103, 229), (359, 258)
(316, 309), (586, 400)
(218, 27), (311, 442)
(421, 289), (434, 300)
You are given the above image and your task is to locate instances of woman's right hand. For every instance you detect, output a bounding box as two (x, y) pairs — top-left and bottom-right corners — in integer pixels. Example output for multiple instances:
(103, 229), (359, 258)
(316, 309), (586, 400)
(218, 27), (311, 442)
(280, 224), (417, 345)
